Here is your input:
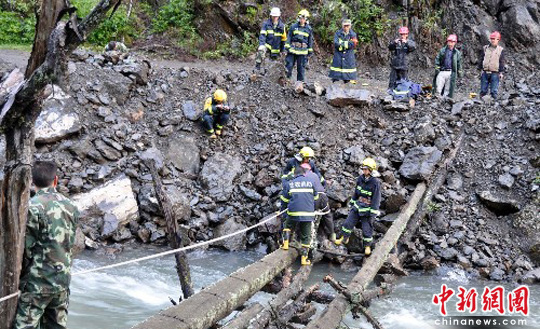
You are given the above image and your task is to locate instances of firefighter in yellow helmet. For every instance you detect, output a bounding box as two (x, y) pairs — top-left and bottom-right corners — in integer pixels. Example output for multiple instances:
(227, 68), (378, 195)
(335, 158), (381, 256)
(281, 146), (325, 186)
(202, 89), (231, 139)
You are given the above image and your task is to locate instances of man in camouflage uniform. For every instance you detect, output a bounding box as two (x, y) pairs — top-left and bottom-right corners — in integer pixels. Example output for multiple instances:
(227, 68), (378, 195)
(14, 161), (79, 329)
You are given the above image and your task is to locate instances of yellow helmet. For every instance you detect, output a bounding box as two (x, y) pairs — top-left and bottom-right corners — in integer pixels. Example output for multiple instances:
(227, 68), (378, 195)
(299, 146), (315, 158)
(298, 9), (310, 18)
(213, 89), (227, 102)
(362, 158), (377, 171)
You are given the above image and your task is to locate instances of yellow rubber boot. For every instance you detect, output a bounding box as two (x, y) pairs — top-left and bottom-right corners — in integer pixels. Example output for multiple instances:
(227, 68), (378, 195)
(334, 236), (349, 246)
(350, 80), (357, 84)
(215, 129), (222, 136)
(301, 255), (311, 266)
(365, 246), (371, 256)
(281, 229), (290, 250)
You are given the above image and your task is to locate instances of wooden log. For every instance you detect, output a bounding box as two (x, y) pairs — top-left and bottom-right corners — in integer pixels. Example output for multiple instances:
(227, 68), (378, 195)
(221, 303), (264, 329)
(277, 284), (319, 324)
(147, 159), (193, 300)
(291, 304), (317, 324)
(132, 248), (299, 329)
(308, 290), (335, 304)
(304, 183), (426, 329)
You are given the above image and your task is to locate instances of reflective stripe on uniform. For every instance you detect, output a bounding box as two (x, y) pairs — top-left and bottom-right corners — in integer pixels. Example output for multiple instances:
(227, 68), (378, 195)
(330, 67), (357, 73)
(314, 194), (320, 200)
(363, 237), (373, 242)
(290, 188), (314, 193)
(289, 49), (309, 55)
(280, 195), (290, 202)
(356, 187), (372, 195)
(260, 30), (267, 35)
(287, 211), (315, 217)
(393, 89), (409, 95)
(350, 200), (371, 212)
(341, 226), (352, 233)
(293, 30), (310, 37)
(301, 243), (311, 248)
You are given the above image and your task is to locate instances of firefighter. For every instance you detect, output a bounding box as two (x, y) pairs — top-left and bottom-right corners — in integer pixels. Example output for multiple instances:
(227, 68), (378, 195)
(201, 89), (231, 139)
(280, 164), (322, 265)
(388, 26), (416, 89)
(335, 158), (381, 256)
(329, 19), (358, 84)
(255, 7), (287, 73)
(281, 146), (325, 187)
(285, 10), (314, 84)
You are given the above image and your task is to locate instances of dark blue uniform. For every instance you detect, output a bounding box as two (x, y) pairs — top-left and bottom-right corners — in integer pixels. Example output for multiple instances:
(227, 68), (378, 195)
(329, 29), (358, 81)
(285, 22), (314, 82)
(340, 174), (381, 247)
(201, 96), (231, 134)
(388, 39), (416, 88)
(259, 19), (287, 57)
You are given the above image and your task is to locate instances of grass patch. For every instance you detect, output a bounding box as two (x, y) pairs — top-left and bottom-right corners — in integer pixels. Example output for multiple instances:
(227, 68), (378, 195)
(0, 43), (32, 51)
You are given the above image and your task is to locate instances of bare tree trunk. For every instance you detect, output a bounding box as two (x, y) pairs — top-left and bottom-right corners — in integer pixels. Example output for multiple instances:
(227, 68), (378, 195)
(0, 1), (122, 328)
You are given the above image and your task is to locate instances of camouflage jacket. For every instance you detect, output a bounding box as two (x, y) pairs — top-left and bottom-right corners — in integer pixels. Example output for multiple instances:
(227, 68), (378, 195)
(20, 187), (79, 294)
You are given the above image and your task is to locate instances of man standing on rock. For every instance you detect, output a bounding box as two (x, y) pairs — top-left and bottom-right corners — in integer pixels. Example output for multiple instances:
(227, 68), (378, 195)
(285, 9), (314, 85)
(329, 19), (358, 84)
(388, 26), (416, 89)
(335, 158), (381, 256)
(201, 89), (231, 139)
(280, 164), (322, 266)
(254, 7), (287, 73)
(478, 31), (506, 99)
(14, 161), (79, 329)
(433, 34), (463, 98)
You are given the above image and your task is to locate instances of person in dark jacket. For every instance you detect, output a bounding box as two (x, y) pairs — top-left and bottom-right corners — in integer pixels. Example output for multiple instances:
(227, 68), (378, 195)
(433, 34), (463, 98)
(255, 7), (287, 72)
(329, 19), (358, 84)
(388, 26), (416, 89)
(201, 89), (231, 139)
(285, 10), (314, 84)
(478, 31), (506, 99)
(280, 164), (323, 265)
(281, 146), (325, 186)
(335, 158), (381, 256)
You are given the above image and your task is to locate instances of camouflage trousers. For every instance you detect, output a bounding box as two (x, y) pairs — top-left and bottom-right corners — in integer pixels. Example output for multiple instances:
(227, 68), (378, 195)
(13, 290), (69, 329)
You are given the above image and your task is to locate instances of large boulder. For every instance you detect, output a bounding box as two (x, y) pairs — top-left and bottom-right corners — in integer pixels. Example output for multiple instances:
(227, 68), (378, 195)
(399, 146), (442, 181)
(73, 175), (138, 238)
(200, 153), (242, 201)
(476, 190), (520, 216)
(182, 100), (202, 121)
(165, 134), (200, 175)
(35, 85), (81, 144)
(500, 1), (540, 57)
(326, 86), (374, 107)
(212, 218), (247, 251)
(166, 185), (192, 222)
(512, 195), (540, 265)
(114, 60), (151, 85)
(343, 145), (365, 165)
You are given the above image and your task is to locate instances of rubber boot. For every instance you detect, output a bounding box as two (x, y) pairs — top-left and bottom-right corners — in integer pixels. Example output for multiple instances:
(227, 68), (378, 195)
(365, 246), (371, 256)
(281, 229), (290, 250)
(334, 236), (349, 246)
(215, 129), (222, 136)
(329, 233), (337, 243)
(301, 247), (311, 266)
(350, 80), (357, 84)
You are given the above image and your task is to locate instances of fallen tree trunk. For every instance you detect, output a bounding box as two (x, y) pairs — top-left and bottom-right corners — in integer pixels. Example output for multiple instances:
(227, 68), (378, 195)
(221, 303), (264, 329)
(147, 159), (193, 300)
(132, 248), (298, 329)
(277, 284), (320, 324)
(305, 183), (426, 329)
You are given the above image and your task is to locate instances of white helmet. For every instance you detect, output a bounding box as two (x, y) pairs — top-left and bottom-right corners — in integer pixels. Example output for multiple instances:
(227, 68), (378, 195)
(270, 7), (281, 17)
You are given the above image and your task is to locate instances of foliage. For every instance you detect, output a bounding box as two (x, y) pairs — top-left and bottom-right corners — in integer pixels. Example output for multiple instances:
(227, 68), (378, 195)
(152, 0), (197, 41)
(426, 201), (442, 213)
(315, 0), (389, 46)
(0, 11), (35, 44)
(202, 31), (257, 59)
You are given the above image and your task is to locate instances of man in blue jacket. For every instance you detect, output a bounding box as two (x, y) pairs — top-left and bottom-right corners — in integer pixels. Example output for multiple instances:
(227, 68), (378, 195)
(255, 7), (287, 72)
(285, 9), (314, 84)
(329, 19), (358, 84)
(280, 164), (323, 266)
(335, 158), (381, 256)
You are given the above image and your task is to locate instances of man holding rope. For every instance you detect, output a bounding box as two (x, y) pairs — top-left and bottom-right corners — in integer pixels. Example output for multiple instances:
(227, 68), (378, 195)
(14, 161), (79, 329)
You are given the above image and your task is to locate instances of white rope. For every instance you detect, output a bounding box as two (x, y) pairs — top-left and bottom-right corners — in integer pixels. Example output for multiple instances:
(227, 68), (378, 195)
(0, 208), (330, 302)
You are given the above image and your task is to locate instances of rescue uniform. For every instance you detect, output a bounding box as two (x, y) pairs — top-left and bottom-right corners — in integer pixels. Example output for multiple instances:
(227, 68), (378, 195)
(433, 45), (463, 98)
(14, 187), (79, 329)
(280, 172), (322, 249)
(285, 22), (314, 82)
(478, 45), (506, 98)
(256, 18), (287, 65)
(329, 29), (358, 82)
(388, 39), (416, 89)
(201, 96), (231, 134)
(340, 174), (381, 247)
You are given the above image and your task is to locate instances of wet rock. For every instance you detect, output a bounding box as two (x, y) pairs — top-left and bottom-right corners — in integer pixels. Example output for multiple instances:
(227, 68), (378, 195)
(137, 227), (151, 243)
(343, 145), (365, 165)
(73, 227), (86, 254)
(489, 267), (505, 281)
(399, 146), (443, 181)
(520, 268), (540, 284)
(200, 153), (242, 202)
(212, 219), (247, 251)
(182, 100), (201, 121)
(165, 134), (200, 175)
(476, 191), (520, 215)
(326, 86), (374, 107)
(113, 227), (133, 242)
(35, 85), (82, 144)
(498, 173), (515, 189)
(438, 247), (458, 260)
(420, 256), (440, 271)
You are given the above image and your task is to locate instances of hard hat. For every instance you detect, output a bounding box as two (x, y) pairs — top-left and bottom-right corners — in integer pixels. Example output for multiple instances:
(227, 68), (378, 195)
(490, 31), (501, 40)
(299, 146), (315, 158)
(447, 34), (458, 42)
(361, 158), (377, 171)
(213, 89), (227, 102)
(298, 9), (310, 18)
(342, 19), (352, 26)
(398, 26), (409, 34)
(270, 7), (281, 17)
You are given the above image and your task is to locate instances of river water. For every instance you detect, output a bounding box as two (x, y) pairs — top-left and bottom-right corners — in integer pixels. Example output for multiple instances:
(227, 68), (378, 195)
(69, 246), (539, 329)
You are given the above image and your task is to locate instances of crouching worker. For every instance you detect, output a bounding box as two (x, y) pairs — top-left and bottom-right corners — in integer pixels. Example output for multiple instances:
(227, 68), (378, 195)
(335, 158), (381, 256)
(202, 89), (231, 139)
(280, 164), (322, 266)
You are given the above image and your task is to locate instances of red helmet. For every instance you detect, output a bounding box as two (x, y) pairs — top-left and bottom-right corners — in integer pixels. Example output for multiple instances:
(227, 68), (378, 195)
(490, 31), (501, 40)
(447, 34), (458, 42)
(399, 26), (409, 34)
